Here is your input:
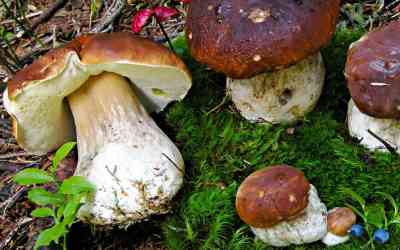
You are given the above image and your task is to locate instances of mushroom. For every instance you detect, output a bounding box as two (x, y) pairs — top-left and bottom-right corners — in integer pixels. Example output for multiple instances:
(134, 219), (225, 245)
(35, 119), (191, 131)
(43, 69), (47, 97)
(346, 21), (400, 152)
(235, 165), (327, 247)
(186, 0), (340, 124)
(3, 33), (192, 225)
(322, 207), (356, 246)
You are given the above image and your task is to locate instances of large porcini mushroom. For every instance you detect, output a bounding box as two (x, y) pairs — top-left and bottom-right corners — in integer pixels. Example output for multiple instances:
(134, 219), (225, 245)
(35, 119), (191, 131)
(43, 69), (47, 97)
(3, 33), (192, 225)
(235, 165), (327, 247)
(186, 0), (340, 124)
(346, 21), (400, 152)
(322, 207), (356, 246)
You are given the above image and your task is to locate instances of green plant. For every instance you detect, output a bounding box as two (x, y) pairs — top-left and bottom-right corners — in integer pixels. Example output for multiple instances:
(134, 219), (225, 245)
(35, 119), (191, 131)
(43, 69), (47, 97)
(341, 188), (400, 248)
(13, 142), (95, 250)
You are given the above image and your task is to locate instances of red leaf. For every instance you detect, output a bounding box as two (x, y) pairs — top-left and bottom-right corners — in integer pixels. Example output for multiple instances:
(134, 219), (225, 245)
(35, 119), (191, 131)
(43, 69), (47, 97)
(131, 8), (154, 33)
(153, 6), (179, 22)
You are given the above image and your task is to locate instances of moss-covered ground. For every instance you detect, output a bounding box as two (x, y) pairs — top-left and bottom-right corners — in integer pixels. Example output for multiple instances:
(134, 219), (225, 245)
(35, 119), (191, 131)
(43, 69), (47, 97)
(153, 27), (400, 250)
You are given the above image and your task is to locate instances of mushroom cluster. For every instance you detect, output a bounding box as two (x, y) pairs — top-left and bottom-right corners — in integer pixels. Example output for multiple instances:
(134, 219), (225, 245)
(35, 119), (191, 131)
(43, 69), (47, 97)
(235, 165), (327, 246)
(186, 0), (340, 124)
(346, 21), (400, 152)
(4, 33), (192, 225)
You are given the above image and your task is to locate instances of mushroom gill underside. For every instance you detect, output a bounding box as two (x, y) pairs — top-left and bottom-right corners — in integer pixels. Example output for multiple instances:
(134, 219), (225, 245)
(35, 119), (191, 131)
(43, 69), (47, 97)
(67, 72), (184, 225)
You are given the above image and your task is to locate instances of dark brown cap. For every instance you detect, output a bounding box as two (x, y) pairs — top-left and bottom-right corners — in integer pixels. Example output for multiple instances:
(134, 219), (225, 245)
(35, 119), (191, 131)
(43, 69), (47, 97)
(345, 21), (400, 119)
(186, 0), (340, 78)
(235, 165), (310, 228)
(327, 207), (356, 236)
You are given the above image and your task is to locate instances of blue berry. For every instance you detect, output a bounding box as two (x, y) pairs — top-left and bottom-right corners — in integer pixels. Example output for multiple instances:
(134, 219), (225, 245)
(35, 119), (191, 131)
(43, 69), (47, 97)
(373, 229), (390, 244)
(350, 224), (364, 237)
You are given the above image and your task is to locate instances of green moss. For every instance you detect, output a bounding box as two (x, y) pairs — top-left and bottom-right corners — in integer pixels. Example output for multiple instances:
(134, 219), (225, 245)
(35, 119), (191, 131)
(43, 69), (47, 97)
(159, 28), (400, 249)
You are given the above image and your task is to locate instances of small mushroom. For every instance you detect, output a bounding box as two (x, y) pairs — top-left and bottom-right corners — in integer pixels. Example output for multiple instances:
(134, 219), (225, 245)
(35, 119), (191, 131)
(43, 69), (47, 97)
(186, 0), (340, 124)
(346, 21), (400, 152)
(322, 207), (356, 246)
(235, 165), (327, 247)
(3, 33), (192, 226)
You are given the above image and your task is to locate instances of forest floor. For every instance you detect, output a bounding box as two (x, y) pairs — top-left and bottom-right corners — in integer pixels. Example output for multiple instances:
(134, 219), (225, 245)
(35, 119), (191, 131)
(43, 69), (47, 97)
(1, 0), (400, 249)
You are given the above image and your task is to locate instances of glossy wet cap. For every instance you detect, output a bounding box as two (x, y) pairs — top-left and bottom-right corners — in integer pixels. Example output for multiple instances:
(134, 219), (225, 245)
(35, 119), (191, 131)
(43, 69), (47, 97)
(327, 207), (356, 236)
(235, 165), (310, 228)
(346, 21), (400, 118)
(186, 0), (340, 78)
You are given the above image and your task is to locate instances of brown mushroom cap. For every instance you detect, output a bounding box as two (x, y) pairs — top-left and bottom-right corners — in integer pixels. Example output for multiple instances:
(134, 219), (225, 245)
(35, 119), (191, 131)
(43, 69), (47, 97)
(8, 33), (190, 99)
(186, 0), (340, 78)
(4, 32), (191, 154)
(327, 207), (356, 236)
(235, 165), (310, 228)
(345, 21), (400, 119)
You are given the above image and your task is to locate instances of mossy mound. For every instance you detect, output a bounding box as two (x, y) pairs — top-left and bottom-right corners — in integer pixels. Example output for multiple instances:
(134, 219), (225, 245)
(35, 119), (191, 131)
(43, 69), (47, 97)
(159, 27), (400, 250)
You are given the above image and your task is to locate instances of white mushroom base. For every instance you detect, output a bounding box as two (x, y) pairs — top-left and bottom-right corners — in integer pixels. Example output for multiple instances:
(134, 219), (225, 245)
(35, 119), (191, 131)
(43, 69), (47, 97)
(68, 73), (184, 226)
(227, 53), (325, 124)
(322, 232), (349, 246)
(347, 99), (400, 153)
(251, 185), (327, 247)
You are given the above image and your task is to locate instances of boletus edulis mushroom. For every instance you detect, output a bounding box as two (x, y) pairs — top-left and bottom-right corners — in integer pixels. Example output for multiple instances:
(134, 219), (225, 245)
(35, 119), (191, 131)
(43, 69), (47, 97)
(3, 33), (192, 225)
(235, 165), (327, 246)
(186, 0), (340, 124)
(322, 207), (356, 246)
(346, 21), (400, 153)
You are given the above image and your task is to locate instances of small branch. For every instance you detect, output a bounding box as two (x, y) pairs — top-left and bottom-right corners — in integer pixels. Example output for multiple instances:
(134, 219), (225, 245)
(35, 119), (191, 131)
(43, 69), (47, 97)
(157, 20), (175, 53)
(0, 152), (35, 159)
(0, 187), (27, 216)
(30, 0), (68, 30)
(367, 129), (398, 155)
(0, 217), (33, 249)
(91, 0), (126, 33)
(162, 153), (184, 174)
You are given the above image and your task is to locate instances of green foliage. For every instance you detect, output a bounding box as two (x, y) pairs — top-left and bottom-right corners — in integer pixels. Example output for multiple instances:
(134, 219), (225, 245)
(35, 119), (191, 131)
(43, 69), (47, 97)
(52, 142), (77, 173)
(159, 25), (400, 249)
(14, 168), (55, 185)
(342, 189), (400, 248)
(13, 142), (95, 250)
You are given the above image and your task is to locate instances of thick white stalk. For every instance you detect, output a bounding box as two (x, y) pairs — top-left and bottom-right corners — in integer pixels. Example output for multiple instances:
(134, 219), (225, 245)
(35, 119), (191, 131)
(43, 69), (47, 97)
(227, 53), (325, 124)
(348, 99), (400, 153)
(68, 72), (184, 225)
(251, 185), (327, 246)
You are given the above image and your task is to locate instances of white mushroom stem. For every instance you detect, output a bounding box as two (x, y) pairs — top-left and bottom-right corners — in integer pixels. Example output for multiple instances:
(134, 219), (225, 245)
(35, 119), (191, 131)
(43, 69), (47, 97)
(251, 185), (327, 247)
(227, 53), (325, 124)
(67, 72), (184, 226)
(322, 232), (349, 246)
(347, 99), (400, 153)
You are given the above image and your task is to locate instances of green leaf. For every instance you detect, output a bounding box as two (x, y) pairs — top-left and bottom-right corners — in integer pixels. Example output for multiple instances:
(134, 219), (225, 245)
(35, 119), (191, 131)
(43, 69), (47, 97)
(60, 176), (95, 195)
(31, 207), (54, 218)
(346, 203), (366, 222)
(13, 168), (55, 185)
(28, 188), (64, 206)
(341, 187), (366, 209)
(34, 223), (67, 250)
(52, 142), (76, 173)
(365, 204), (386, 228)
(56, 204), (65, 221)
(63, 195), (82, 226)
(377, 191), (399, 217)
